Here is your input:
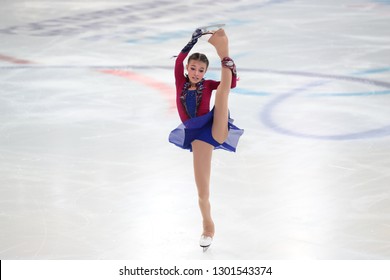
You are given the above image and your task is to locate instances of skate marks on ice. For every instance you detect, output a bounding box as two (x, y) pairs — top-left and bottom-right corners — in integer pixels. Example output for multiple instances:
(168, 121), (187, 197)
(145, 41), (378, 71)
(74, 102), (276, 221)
(0, 0), (390, 259)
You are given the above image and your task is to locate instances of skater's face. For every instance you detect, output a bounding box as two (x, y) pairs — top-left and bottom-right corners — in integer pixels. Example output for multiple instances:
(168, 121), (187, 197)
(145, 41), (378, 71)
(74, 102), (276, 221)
(186, 59), (207, 85)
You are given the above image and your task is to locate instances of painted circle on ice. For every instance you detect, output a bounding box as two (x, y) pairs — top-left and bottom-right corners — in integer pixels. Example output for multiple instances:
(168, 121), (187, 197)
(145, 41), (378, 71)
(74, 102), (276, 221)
(254, 68), (390, 140)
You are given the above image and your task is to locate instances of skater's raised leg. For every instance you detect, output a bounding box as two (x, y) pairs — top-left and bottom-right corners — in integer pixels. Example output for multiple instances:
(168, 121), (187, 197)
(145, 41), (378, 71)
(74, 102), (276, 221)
(208, 29), (233, 144)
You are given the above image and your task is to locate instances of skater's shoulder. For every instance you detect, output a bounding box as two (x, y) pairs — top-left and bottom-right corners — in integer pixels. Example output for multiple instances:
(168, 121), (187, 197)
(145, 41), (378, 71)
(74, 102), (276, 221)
(204, 79), (220, 88)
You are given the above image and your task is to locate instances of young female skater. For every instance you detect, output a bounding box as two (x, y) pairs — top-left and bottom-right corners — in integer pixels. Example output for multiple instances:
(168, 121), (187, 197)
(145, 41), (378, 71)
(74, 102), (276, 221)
(169, 27), (244, 250)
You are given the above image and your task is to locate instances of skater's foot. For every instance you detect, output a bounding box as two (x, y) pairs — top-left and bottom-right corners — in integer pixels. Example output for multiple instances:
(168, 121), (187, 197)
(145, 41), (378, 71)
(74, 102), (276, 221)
(200, 220), (214, 251)
(200, 235), (213, 251)
(208, 29), (229, 59)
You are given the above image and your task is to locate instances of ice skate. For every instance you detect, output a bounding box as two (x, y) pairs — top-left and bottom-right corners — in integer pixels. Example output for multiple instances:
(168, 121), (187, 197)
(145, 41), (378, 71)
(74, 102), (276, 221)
(198, 23), (225, 35)
(199, 210), (214, 252)
(199, 235), (213, 252)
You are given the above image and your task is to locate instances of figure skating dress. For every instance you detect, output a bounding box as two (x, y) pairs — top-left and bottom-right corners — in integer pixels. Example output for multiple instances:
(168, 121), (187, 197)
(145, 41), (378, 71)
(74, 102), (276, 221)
(168, 41), (244, 152)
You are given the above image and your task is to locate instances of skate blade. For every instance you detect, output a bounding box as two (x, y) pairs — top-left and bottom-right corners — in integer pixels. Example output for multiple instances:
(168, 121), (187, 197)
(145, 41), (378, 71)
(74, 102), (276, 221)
(198, 23), (226, 35)
(201, 245), (211, 252)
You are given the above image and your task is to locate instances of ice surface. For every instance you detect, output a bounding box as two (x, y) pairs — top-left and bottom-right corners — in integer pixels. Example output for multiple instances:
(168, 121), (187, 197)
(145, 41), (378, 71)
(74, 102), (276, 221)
(0, 0), (389, 259)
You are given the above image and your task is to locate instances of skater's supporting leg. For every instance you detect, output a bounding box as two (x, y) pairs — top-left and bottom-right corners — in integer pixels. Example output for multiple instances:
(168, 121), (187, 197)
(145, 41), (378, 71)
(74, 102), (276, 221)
(208, 29), (231, 144)
(192, 140), (215, 237)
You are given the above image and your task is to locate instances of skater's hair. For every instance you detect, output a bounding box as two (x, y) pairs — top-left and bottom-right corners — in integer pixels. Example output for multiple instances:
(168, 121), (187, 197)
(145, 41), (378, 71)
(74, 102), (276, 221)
(188, 52), (209, 69)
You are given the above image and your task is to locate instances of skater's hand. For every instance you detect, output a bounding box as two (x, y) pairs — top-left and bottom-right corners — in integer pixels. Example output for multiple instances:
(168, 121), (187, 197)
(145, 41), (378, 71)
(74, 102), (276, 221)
(191, 28), (203, 41)
(181, 28), (202, 53)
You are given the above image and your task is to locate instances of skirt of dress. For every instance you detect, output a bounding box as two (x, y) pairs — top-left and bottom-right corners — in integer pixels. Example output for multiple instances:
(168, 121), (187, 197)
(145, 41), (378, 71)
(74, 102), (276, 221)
(169, 108), (244, 152)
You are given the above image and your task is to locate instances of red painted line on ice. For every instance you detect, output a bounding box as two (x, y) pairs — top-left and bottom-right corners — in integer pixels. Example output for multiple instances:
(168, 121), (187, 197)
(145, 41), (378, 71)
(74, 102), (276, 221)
(0, 53), (176, 112)
(0, 54), (34, 64)
(99, 69), (176, 111)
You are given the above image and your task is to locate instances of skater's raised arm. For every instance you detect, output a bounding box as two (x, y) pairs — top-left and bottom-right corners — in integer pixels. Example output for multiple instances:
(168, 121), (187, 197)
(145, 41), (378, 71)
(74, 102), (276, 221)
(182, 28), (203, 53)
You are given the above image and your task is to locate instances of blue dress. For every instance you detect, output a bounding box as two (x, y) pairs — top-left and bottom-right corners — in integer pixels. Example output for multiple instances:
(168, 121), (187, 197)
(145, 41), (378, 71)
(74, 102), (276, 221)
(169, 90), (244, 152)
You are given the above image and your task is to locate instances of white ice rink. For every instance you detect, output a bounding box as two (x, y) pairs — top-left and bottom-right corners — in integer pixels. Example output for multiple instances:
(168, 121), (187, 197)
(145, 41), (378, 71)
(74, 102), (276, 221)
(0, 0), (390, 260)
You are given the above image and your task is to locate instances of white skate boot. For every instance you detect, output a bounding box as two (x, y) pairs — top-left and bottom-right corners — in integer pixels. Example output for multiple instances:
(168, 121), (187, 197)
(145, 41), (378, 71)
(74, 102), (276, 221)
(199, 235), (213, 252)
(198, 23), (226, 35)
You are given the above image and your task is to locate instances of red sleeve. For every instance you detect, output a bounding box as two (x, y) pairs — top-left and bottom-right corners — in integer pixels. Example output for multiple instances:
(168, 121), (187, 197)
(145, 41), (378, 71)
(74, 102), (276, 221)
(175, 52), (187, 88)
(231, 74), (237, 88)
(174, 51), (190, 122)
(206, 73), (237, 91)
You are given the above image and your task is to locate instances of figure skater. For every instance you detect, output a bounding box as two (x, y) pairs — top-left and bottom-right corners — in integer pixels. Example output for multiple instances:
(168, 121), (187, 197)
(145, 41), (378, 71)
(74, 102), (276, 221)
(169, 27), (244, 251)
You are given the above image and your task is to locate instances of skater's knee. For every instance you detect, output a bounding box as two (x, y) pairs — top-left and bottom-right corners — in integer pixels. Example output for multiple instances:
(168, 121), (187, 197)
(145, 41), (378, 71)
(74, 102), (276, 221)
(198, 195), (210, 205)
(214, 137), (226, 145)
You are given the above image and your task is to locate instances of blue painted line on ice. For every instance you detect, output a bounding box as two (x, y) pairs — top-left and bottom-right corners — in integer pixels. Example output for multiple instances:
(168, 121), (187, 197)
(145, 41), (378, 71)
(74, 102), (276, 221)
(352, 66), (390, 76)
(232, 88), (270, 96)
(373, 0), (390, 4)
(309, 90), (390, 97)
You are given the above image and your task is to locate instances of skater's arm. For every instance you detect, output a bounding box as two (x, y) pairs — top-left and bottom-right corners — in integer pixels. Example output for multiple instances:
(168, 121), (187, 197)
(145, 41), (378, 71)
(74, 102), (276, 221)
(174, 52), (187, 87)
